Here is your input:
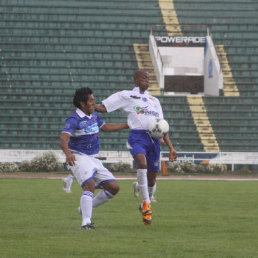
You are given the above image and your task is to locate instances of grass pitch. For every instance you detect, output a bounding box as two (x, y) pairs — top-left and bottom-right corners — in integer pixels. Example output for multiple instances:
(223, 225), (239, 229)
(1, 178), (258, 257)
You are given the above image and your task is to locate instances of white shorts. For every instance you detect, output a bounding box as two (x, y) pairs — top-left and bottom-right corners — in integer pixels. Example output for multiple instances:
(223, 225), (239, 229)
(68, 153), (116, 188)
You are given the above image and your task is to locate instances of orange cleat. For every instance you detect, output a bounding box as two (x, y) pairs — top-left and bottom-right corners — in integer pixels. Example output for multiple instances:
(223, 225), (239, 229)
(139, 201), (152, 225)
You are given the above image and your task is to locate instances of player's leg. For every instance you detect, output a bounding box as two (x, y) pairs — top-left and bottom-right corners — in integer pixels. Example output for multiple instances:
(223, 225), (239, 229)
(147, 172), (157, 202)
(63, 171), (75, 193)
(134, 153), (151, 204)
(134, 153), (152, 226)
(70, 154), (97, 230)
(146, 140), (160, 203)
(128, 132), (152, 225)
(80, 179), (95, 230)
(93, 181), (119, 208)
(133, 181), (140, 197)
(92, 159), (119, 208)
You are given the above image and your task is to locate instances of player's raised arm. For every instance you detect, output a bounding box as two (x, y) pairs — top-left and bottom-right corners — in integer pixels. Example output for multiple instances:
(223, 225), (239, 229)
(101, 123), (129, 132)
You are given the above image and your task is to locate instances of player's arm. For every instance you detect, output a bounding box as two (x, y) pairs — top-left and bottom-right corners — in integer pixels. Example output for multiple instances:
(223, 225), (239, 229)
(163, 134), (177, 162)
(101, 123), (129, 132)
(95, 104), (107, 113)
(60, 132), (76, 166)
(95, 91), (126, 113)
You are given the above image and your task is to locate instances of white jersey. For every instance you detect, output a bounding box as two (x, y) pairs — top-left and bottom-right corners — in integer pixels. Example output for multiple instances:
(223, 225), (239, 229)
(102, 87), (164, 130)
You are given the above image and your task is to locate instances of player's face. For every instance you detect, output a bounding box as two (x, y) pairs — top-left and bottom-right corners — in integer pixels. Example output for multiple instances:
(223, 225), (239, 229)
(136, 72), (149, 93)
(81, 94), (95, 115)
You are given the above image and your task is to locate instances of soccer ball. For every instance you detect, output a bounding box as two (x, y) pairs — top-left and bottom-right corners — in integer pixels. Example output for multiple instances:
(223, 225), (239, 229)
(148, 118), (169, 139)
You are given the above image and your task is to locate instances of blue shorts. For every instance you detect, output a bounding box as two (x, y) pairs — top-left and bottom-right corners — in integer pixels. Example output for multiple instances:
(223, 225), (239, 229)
(127, 130), (160, 172)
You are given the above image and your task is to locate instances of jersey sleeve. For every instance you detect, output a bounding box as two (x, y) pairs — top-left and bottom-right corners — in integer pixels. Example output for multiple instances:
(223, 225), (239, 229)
(95, 113), (105, 128)
(156, 98), (164, 119)
(102, 91), (128, 113)
(62, 117), (77, 135)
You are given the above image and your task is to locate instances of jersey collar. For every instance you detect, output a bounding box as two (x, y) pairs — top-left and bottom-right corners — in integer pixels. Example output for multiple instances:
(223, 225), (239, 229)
(76, 108), (92, 119)
(133, 86), (149, 94)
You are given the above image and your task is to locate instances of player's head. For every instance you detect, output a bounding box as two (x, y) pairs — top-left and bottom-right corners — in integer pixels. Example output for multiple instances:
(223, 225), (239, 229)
(134, 70), (149, 92)
(73, 87), (95, 115)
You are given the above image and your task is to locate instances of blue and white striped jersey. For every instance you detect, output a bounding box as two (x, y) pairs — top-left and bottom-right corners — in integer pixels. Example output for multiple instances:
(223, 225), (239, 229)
(62, 108), (105, 155)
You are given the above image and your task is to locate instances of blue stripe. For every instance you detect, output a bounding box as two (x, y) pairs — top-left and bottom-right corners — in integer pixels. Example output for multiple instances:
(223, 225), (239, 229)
(95, 179), (116, 189)
(104, 190), (114, 199)
(131, 129), (149, 134)
(81, 171), (97, 187)
(83, 191), (93, 198)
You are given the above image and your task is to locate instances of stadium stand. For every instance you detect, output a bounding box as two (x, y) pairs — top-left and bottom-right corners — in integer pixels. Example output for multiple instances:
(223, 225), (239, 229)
(0, 0), (257, 153)
(172, 0), (258, 151)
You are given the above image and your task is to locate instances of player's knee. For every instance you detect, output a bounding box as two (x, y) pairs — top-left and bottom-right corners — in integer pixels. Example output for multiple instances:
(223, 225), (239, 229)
(134, 154), (147, 169)
(139, 164), (147, 169)
(112, 183), (120, 195)
(136, 160), (147, 169)
(106, 182), (120, 195)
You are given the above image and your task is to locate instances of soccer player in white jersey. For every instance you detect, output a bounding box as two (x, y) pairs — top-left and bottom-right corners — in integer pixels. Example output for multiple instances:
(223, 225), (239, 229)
(60, 87), (128, 230)
(95, 70), (177, 226)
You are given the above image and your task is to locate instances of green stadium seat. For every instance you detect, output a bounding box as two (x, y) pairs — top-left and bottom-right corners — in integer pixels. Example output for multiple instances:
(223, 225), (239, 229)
(0, 0), (257, 152)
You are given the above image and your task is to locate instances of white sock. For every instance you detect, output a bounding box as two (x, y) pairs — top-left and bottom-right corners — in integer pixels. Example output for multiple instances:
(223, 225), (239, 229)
(148, 183), (156, 201)
(80, 191), (93, 226)
(93, 190), (114, 208)
(64, 174), (74, 190)
(69, 174), (75, 180)
(135, 182), (140, 190)
(137, 169), (150, 203)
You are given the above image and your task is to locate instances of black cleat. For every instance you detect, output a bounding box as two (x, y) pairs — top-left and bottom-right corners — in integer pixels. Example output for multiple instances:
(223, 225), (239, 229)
(81, 223), (95, 230)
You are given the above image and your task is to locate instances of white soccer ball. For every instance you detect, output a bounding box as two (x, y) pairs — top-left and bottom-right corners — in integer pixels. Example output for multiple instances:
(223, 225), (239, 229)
(148, 118), (169, 139)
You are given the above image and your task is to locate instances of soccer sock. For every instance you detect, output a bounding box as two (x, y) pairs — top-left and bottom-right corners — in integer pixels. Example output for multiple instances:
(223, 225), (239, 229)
(80, 191), (93, 226)
(137, 169), (150, 203)
(68, 174), (75, 181)
(134, 182), (140, 191)
(64, 174), (75, 189)
(148, 183), (156, 201)
(93, 190), (114, 208)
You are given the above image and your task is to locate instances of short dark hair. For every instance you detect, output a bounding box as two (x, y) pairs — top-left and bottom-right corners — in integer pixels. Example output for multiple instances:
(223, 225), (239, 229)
(73, 87), (93, 108)
(134, 69), (147, 80)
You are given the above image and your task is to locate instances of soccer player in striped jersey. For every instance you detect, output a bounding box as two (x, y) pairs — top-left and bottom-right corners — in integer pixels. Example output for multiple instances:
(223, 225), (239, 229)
(60, 87), (128, 230)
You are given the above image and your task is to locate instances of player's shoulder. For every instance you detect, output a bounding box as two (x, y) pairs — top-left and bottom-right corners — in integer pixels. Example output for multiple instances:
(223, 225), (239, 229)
(66, 110), (79, 120)
(148, 94), (160, 103)
(92, 112), (101, 119)
(114, 90), (134, 99)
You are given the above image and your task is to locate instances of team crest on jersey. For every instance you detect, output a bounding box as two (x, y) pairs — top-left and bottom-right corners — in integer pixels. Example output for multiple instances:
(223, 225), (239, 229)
(142, 97), (148, 102)
(79, 121), (88, 127)
(133, 105), (159, 117)
(134, 105), (148, 114)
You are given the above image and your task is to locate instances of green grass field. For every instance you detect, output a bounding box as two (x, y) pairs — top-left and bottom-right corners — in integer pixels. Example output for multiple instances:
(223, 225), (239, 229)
(1, 178), (258, 257)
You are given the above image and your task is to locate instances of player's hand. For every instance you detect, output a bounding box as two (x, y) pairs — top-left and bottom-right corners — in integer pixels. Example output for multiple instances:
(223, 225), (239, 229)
(66, 153), (76, 166)
(169, 148), (177, 162)
(159, 138), (165, 144)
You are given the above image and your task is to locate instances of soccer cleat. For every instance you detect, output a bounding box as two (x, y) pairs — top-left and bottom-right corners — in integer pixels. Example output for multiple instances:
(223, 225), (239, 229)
(142, 214), (152, 226)
(139, 201), (152, 226)
(62, 179), (72, 193)
(81, 223), (95, 230)
(133, 182), (140, 197)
